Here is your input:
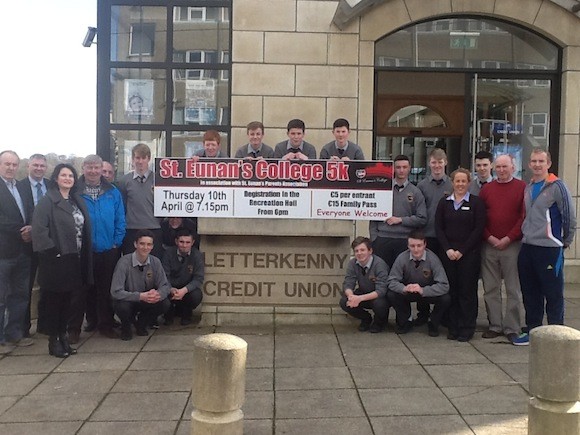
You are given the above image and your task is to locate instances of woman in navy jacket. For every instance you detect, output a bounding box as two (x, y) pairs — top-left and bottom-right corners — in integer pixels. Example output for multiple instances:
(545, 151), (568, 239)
(435, 167), (486, 342)
(32, 164), (93, 357)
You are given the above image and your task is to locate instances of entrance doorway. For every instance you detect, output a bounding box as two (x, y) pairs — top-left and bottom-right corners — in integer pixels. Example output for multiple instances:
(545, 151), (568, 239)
(373, 16), (560, 182)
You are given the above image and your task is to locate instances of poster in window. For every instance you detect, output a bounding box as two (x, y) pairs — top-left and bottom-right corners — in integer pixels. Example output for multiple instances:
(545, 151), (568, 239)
(185, 79), (216, 107)
(124, 79), (154, 123)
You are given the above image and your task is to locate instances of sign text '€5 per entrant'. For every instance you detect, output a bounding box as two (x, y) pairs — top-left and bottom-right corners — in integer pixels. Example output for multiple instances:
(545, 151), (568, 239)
(154, 158), (394, 220)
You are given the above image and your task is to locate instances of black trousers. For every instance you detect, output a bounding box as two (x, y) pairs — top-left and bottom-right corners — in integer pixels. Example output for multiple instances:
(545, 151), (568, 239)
(84, 248), (121, 332)
(45, 291), (72, 336)
(416, 237), (445, 320)
(388, 291), (451, 328)
(113, 298), (170, 328)
(168, 289), (203, 320)
(371, 237), (408, 269)
(24, 253), (40, 334)
(339, 293), (390, 325)
(441, 250), (481, 338)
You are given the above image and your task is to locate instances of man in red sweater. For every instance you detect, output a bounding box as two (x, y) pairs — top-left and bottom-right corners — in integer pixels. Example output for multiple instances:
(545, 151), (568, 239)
(478, 154), (526, 342)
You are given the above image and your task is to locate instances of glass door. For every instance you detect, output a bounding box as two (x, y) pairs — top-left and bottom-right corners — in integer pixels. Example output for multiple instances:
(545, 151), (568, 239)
(470, 75), (553, 181)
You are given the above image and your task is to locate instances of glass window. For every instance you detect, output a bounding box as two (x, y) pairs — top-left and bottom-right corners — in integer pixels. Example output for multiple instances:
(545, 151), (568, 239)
(111, 6), (167, 62)
(110, 68), (167, 125)
(375, 17), (559, 71)
(111, 130), (167, 176)
(172, 77), (228, 126)
(129, 23), (155, 56)
(172, 7), (230, 60)
(171, 131), (230, 157)
(387, 105), (447, 128)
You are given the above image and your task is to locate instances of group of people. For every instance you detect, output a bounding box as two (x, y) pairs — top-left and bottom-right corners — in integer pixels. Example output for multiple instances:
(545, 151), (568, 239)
(341, 148), (576, 346)
(0, 148), (205, 358)
(0, 122), (575, 357)
(195, 118), (366, 162)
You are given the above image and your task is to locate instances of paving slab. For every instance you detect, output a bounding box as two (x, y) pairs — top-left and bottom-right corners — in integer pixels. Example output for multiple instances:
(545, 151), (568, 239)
(276, 417), (373, 435)
(276, 389), (365, 419)
(498, 363), (529, 390)
(442, 385), (529, 414)
(464, 414), (528, 435)
(350, 365), (435, 389)
(0, 394), (104, 422)
(77, 335), (147, 353)
(359, 387), (457, 416)
(90, 392), (189, 421)
(246, 368), (274, 391)
(0, 421), (83, 435)
(0, 374), (46, 396)
(55, 352), (136, 372)
(424, 363), (516, 387)
(0, 355), (63, 375)
(275, 344), (344, 368)
(370, 415), (472, 434)
(239, 391), (274, 419)
(112, 369), (191, 392)
(0, 396), (19, 415)
(141, 334), (199, 352)
(128, 351), (193, 370)
(342, 345), (417, 366)
(275, 366), (353, 390)
(31, 371), (122, 395)
(78, 420), (178, 434)
(403, 341), (490, 365)
(470, 341), (529, 364)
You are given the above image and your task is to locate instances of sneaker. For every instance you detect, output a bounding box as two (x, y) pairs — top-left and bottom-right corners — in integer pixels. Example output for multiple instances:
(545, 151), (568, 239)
(482, 330), (502, 339)
(120, 327), (133, 341)
(427, 321), (439, 337)
(510, 333), (529, 346)
(396, 321), (413, 334)
(8, 337), (34, 347)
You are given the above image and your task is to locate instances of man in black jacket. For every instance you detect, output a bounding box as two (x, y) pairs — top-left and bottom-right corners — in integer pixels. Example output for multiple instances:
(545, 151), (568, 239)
(0, 150), (34, 352)
(162, 228), (204, 325)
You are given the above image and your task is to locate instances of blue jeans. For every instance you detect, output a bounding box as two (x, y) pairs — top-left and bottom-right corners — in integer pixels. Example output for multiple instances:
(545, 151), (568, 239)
(0, 253), (31, 342)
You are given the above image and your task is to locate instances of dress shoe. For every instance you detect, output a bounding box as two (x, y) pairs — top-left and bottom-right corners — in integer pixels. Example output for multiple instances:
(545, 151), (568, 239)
(99, 328), (119, 339)
(180, 317), (192, 326)
(358, 320), (371, 332)
(413, 316), (429, 327)
(457, 335), (471, 342)
(482, 330), (502, 339)
(120, 325), (133, 341)
(60, 334), (77, 355)
(369, 321), (385, 333)
(135, 315), (149, 336)
(427, 321), (439, 337)
(48, 336), (69, 358)
(447, 332), (458, 340)
(396, 321), (413, 334)
(68, 331), (80, 344)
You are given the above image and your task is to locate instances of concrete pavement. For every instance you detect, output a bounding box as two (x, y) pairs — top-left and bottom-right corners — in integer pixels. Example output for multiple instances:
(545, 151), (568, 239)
(0, 288), (578, 435)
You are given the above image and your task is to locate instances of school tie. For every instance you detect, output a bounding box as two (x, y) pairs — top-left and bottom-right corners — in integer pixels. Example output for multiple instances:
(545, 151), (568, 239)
(414, 260), (421, 268)
(35, 182), (44, 205)
(337, 148), (345, 156)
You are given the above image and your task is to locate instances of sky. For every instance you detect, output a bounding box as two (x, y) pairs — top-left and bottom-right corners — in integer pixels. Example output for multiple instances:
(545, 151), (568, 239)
(0, 1), (97, 158)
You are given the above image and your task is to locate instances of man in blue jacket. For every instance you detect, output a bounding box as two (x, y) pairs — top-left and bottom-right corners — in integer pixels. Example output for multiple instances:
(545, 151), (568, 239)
(69, 154), (126, 341)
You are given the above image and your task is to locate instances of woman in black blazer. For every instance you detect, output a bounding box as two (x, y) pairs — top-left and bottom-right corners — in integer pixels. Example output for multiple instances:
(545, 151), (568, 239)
(32, 164), (92, 357)
(435, 168), (486, 342)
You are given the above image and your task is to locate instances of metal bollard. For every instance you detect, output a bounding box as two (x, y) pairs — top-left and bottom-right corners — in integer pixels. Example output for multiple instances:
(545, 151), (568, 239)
(528, 325), (580, 435)
(191, 333), (247, 435)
